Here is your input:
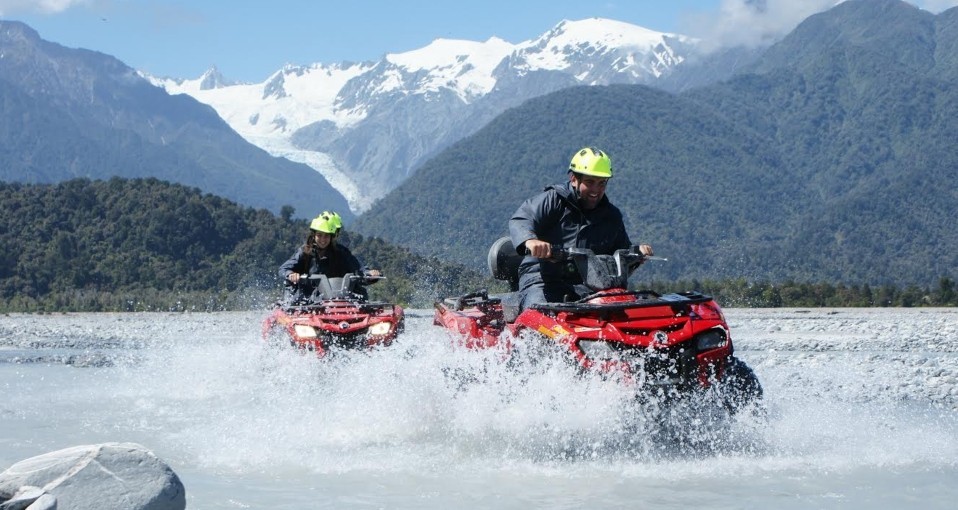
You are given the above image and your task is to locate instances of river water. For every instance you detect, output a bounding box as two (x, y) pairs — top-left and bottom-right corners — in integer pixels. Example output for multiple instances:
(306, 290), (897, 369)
(2, 308), (957, 509)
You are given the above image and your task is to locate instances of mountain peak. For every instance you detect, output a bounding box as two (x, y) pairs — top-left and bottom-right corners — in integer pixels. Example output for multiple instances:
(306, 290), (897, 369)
(509, 17), (693, 80)
(374, 36), (515, 102)
(155, 17), (700, 212)
(198, 65), (235, 90)
(0, 19), (38, 38)
(539, 17), (685, 51)
(385, 37), (514, 71)
(0, 20), (42, 49)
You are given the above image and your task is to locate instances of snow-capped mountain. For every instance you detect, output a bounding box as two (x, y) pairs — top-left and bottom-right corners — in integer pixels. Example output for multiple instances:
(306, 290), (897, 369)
(0, 19), (352, 221)
(149, 18), (697, 213)
(507, 18), (691, 81)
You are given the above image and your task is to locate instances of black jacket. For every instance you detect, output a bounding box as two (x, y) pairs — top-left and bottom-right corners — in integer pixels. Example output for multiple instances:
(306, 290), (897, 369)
(509, 181), (631, 287)
(279, 244), (364, 301)
(279, 244), (363, 280)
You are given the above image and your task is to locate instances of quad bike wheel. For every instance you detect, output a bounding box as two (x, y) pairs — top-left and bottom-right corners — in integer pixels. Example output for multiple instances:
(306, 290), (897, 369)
(720, 356), (763, 415)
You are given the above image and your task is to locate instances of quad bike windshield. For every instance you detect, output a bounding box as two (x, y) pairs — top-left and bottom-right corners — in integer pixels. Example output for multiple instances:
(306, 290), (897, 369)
(286, 272), (384, 308)
(554, 246), (648, 292)
(305, 273), (358, 301)
(486, 236), (658, 294)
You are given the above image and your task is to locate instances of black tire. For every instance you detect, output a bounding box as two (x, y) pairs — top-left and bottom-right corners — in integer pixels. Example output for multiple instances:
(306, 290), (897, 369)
(722, 356), (763, 414)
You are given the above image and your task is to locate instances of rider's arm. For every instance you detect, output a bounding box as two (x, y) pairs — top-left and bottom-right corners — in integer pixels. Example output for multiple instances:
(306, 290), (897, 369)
(339, 247), (381, 284)
(509, 188), (563, 256)
(605, 207), (650, 257)
(339, 246), (367, 276)
(279, 248), (305, 283)
(610, 208), (632, 251)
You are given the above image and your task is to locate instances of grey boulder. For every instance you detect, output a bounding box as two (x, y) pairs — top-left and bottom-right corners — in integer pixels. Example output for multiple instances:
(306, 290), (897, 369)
(0, 443), (185, 510)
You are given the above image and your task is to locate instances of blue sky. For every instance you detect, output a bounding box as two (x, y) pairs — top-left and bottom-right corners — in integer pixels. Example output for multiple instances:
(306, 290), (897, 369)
(2, 0), (956, 82)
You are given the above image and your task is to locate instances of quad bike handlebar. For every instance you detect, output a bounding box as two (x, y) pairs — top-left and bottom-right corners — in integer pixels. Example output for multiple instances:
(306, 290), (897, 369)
(296, 271), (386, 285)
(529, 245), (667, 264)
(348, 271), (387, 286)
(292, 271), (386, 302)
(526, 244), (668, 291)
(488, 237), (667, 292)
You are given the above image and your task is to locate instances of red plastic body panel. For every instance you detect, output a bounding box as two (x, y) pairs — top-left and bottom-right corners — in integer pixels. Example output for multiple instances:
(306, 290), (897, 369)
(433, 289), (734, 389)
(263, 299), (404, 356)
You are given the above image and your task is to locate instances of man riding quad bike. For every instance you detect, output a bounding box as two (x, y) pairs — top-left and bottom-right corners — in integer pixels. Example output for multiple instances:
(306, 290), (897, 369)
(433, 236), (763, 415)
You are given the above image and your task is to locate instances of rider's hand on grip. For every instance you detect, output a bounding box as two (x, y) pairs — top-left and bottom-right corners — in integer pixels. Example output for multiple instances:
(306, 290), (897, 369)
(524, 239), (551, 259)
(524, 239), (567, 261)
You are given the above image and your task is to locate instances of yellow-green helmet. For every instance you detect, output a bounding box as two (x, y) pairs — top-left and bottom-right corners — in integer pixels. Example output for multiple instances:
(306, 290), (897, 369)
(310, 211), (343, 234)
(569, 147), (613, 178)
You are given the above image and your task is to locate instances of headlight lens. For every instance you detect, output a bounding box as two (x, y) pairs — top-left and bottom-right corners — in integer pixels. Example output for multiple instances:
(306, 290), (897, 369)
(368, 322), (393, 336)
(578, 340), (616, 360)
(695, 328), (728, 352)
(293, 325), (317, 338)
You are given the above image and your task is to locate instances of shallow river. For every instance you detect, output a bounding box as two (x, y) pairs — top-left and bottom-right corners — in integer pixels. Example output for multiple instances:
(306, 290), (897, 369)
(2, 308), (957, 509)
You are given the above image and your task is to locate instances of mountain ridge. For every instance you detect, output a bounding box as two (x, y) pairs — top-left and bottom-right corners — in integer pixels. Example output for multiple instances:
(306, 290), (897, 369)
(0, 178), (490, 311)
(152, 17), (704, 212)
(351, 0), (958, 288)
(0, 20), (353, 221)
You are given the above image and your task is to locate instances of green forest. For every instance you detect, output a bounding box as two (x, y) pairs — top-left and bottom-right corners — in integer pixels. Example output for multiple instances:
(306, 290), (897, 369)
(353, 2), (958, 290)
(1, 178), (954, 313)
(0, 178), (491, 312)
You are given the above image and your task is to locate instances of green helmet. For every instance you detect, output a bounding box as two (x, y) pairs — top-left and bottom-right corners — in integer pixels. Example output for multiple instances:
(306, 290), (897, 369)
(569, 147), (612, 178)
(310, 211), (343, 234)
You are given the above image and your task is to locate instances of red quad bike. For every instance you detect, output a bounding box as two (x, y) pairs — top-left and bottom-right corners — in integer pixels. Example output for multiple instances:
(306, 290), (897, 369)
(263, 273), (405, 357)
(433, 237), (762, 415)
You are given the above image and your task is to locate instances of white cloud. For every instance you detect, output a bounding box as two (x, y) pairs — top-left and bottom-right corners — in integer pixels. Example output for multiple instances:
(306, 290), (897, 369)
(0, 0), (90, 16)
(683, 0), (958, 52)
(915, 0), (958, 12)
(682, 0), (842, 51)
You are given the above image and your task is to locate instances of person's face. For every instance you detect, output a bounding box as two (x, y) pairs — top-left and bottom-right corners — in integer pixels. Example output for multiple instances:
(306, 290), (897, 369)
(571, 173), (608, 210)
(312, 231), (333, 249)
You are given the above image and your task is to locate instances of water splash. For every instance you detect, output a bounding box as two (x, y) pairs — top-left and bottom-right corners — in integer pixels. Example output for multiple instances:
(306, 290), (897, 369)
(4, 310), (957, 489)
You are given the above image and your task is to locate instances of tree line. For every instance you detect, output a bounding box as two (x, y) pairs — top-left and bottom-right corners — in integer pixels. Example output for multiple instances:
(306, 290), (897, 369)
(647, 278), (958, 308)
(0, 178), (489, 312)
(1, 178), (954, 313)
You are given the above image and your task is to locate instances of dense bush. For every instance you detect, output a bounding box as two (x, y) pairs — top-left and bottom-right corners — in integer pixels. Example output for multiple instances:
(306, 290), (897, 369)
(0, 178), (491, 312)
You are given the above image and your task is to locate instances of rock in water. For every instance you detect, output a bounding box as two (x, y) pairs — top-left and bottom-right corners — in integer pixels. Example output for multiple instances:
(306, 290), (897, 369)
(0, 443), (185, 510)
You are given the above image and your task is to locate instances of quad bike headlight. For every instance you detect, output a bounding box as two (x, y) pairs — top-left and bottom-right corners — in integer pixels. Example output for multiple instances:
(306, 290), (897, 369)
(368, 322), (393, 336)
(293, 325), (318, 339)
(695, 328), (728, 352)
(578, 340), (616, 360)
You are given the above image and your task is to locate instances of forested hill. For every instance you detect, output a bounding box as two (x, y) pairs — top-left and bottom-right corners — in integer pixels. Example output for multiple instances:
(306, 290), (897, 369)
(352, 0), (958, 288)
(0, 20), (351, 221)
(2, 177), (952, 311)
(0, 178), (490, 312)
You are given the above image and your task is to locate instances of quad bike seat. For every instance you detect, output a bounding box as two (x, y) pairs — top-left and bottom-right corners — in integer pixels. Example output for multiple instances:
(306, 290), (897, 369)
(488, 236), (522, 291)
(486, 237), (525, 322)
